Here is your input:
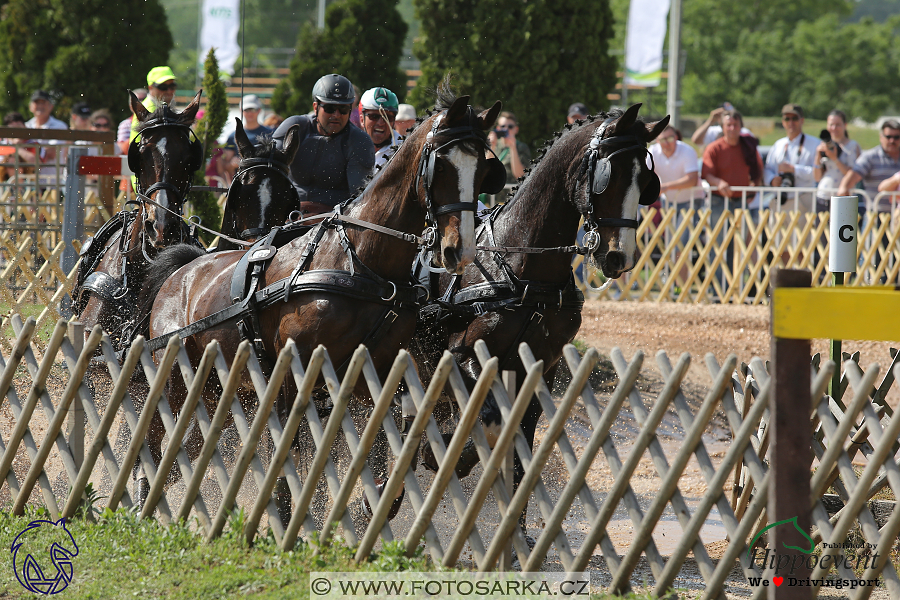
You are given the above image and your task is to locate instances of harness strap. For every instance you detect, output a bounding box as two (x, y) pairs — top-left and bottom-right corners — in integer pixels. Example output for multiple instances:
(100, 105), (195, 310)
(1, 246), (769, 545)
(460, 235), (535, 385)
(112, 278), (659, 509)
(333, 213), (422, 245)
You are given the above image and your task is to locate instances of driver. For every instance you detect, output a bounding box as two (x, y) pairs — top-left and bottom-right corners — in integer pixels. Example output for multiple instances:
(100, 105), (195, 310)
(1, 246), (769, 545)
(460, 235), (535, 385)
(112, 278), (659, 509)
(359, 86), (402, 168)
(272, 74), (375, 215)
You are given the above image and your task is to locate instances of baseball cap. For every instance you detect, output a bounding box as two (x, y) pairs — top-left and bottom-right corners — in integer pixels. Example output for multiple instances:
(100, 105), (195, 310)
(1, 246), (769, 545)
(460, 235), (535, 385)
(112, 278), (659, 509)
(567, 102), (589, 118)
(147, 66), (177, 87)
(30, 90), (53, 103)
(360, 87), (399, 112)
(396, 104), (416, 121)
(781, 103), (804, 118)
(242, 94), (262, 110)
(71, 102), (91, 117)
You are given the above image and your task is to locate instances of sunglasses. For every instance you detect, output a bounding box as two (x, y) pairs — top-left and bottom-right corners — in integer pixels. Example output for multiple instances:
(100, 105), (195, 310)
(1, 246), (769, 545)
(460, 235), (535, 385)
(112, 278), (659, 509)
(362, 111), (395, 123)
(883, 134), (900, 141)
(659, 136), (676, 143)
(782, 115), (800, 122)
(320, 104), (352, 115)
(155, 83), (177, 91)
(92, 121), (111, 128)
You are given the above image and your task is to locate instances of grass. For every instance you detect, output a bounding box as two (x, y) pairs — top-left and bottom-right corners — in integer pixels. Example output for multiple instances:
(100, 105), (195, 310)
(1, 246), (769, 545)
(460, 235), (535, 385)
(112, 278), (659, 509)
(0, 507), (673, 600)
(0, 304), (62, 346)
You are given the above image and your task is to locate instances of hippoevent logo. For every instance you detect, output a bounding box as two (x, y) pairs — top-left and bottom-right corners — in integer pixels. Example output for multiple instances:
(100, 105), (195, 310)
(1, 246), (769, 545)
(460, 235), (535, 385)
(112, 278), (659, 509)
(747, 516), (882, 590)
(10, 518), (79, 595)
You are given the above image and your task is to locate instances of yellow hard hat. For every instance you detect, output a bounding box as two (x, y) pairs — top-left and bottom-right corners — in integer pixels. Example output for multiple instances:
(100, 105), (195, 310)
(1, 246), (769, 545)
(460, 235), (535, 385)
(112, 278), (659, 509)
(147, 66), (177, 87)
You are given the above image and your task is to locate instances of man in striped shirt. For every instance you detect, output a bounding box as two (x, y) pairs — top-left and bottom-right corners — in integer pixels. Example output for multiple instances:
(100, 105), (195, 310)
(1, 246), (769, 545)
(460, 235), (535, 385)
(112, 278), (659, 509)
(838, 119), (900, 211)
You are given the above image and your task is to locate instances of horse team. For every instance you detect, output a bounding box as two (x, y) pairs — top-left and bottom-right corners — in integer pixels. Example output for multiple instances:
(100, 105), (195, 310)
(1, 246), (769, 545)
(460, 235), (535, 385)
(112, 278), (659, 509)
(73, 79), (668, 541)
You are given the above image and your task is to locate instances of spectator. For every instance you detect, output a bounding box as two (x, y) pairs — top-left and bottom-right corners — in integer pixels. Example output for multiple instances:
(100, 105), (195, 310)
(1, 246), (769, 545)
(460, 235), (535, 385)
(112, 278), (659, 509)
(813, 110), (861, 212)
(70, 102), (92, 130)
(349, 84), (361, 128)
(221, 94), (273, 184)
(395, 104), (416, 136)
(0, 112), (36, 178)
(272, 73), (374, 214)
(488, 111), (530, 203)
(90, 109), (112, 132)
(691, 103), (752, 150)
(567, 103), (589, 124)
(878, 171), (900, 193)
(701, 110), (763, 216)
(263, 113), (283, 129)
(649, 125), (701, 207)
(359, 87), (402, 168)
(765, 104), (819, 212)
(130, 66), (178, 142)
(25, 90), (67, 131)
(117, 88), (147, 155)
(838, 120), (900, 212)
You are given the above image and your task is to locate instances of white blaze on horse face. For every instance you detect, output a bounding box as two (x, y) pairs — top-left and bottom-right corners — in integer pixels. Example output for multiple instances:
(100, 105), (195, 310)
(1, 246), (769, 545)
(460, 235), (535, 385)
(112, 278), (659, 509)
(615, 157), (641, 270)
(447, 146), (477, 264)
(258, 179), (273, 231)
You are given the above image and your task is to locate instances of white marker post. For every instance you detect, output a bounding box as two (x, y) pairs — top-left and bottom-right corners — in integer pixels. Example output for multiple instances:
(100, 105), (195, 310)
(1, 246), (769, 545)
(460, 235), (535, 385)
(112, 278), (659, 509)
(828, 196), (859, 399)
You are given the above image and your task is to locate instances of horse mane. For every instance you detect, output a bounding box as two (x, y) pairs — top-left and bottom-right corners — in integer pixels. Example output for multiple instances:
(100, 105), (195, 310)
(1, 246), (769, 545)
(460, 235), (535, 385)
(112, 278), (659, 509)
(136, 244), (206, 317)
(240, 135), (278, 160)
(135, 102), (197, 132)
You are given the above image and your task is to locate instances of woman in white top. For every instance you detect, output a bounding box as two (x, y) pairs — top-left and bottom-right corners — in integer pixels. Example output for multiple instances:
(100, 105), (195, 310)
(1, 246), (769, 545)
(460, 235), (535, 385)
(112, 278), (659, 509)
(814, 109), (861, 211)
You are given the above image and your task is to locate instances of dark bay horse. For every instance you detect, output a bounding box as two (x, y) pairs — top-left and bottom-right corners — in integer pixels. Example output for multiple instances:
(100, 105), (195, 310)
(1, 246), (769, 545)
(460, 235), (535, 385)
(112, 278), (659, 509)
(411, 104), (668, 532)
(216, 118), (302, 251)
(135, 86), (505, 508)
(75, 91), (203, 349)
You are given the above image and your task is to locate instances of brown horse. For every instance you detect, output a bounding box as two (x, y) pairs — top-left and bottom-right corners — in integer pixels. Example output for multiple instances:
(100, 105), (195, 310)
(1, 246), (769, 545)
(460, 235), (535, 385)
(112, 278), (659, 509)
(75, 91), (203, 349)
(135, 85), (504, 509)
(216, 119), (302, 251)
(411, 104), (668, 538)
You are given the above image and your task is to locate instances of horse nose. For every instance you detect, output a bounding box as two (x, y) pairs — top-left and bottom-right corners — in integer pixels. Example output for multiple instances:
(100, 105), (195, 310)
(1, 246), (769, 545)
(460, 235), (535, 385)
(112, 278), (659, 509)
(604, 250), (626, 276)
(442, 245), (465, 275)
(144, 218), (163, 244)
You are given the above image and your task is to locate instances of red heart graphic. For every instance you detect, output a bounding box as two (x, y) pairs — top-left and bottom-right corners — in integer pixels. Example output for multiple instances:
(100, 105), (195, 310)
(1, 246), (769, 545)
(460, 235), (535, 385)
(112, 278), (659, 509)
(773, 577), (784, 587)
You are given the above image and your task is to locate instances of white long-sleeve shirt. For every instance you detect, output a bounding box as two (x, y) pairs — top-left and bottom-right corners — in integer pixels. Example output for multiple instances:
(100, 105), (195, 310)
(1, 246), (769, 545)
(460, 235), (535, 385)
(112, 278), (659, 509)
(764, 133), (820, 188)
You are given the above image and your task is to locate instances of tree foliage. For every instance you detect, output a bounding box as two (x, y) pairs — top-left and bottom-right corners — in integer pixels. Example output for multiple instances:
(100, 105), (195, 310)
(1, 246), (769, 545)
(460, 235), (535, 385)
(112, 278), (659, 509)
(272, 0), (408, 116)
(409, 0), (617, 150)
(0, 0), (172, 121)
(188, 49), (228, 244)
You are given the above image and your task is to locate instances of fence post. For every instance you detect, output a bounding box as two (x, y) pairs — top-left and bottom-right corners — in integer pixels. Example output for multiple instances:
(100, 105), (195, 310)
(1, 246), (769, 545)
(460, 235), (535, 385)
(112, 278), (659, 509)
(67, 320), (85, 472)
(499, 370), (516, 571)
(769, 269), (812, 600)
(61, 146), (88, 318)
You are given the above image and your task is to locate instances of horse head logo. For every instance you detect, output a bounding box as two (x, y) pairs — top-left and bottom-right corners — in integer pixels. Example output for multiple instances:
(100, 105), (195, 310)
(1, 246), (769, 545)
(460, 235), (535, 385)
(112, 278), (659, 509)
(11, 518), (79, 595)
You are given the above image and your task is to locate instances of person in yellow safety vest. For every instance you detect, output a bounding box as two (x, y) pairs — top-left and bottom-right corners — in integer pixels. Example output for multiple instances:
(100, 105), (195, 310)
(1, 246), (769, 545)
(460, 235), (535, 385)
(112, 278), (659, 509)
(129, 66), (178, 142)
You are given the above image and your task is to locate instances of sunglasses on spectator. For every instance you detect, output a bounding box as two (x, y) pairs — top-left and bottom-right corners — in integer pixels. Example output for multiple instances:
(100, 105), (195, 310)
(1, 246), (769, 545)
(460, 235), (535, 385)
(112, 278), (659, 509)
(92, 121), (111, 128)
(154, 83), (177, 91)
(659, 136), (676, 143)
(362, 111), (395, 123)
(320, 104), (352, 115)
(782, 115), (800, 122)
(883, 134), (900, 141)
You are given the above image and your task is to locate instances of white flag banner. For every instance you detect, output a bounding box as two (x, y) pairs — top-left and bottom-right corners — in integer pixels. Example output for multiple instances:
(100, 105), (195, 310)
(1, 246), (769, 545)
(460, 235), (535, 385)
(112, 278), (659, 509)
(624, 0), (671, 87)
(200, 0), (241, 76)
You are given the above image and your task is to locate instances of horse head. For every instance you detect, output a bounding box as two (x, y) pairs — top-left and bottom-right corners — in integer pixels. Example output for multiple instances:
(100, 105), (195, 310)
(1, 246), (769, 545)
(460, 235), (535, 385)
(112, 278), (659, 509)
(219, 118), (301, 248)
(575, 103), (669, 279)
(414, 86), (503, 274)
(129, 89), (202, 249)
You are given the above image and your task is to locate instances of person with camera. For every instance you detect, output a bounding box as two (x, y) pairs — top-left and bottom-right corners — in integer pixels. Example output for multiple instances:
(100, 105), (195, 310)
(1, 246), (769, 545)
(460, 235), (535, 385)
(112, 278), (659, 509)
(764, 104), (819, 213)
(488, 111), (530, 203)
(272, 73), (375, 216)
(691, 102), (753, 151)
(813, 110), (861, 212)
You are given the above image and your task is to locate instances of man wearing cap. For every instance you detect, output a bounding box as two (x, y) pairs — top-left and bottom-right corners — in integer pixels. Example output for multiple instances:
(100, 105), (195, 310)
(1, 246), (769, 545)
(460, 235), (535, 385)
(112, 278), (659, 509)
(221, 94), (273, 183)
(764, 103), (819, 213)
(272, 73), (375, 214)
(395, 103), (416, 137)
(70, 102), (92, 131)
(25, 90), (67, 130)
(130, 66), (178, 142)
(567, 103), (589, 124)
(360, 87), (403, 168)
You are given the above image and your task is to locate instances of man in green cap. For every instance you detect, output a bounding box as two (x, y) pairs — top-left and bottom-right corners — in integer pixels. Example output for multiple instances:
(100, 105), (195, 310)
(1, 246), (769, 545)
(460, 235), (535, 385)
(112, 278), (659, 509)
(359, 86), (401, 168)
(130, 66), (178, 142)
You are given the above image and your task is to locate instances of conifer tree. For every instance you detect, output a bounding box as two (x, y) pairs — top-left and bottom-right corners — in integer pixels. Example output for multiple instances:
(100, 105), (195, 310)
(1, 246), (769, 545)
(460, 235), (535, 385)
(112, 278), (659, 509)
(272, 0), (408, 116)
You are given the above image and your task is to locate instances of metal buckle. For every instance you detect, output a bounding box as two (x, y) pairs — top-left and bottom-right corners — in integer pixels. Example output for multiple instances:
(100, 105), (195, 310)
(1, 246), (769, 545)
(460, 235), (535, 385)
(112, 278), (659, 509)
(421, 226), (437, 248)
(381, 281), (398, 302)
(583, 230), (601, 252)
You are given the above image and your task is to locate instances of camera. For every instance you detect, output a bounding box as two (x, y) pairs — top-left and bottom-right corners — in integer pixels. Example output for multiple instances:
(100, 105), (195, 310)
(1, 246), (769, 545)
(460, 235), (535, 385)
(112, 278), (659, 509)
(494, 128), (508, 138)
(818, 129), (840, 165)
(779, 172), (795, 187)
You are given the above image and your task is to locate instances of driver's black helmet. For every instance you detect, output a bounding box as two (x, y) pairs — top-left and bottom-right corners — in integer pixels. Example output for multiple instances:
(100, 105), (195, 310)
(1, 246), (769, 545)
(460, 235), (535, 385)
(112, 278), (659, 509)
(312, 74), (355, 105)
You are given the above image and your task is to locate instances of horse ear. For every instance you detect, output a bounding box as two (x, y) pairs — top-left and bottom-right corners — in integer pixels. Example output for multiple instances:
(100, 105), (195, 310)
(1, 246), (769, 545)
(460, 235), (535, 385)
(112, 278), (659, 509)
(130, 90), (150, 122)
(646, 115), (671, 142)
(282, 124), (302, 164)
(607, 103), (642, 137)
(477, 101), (502, 131)
(445, 95), (471, 125)
(234, 117), (254, 158)
(180, 90), (203, 124)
